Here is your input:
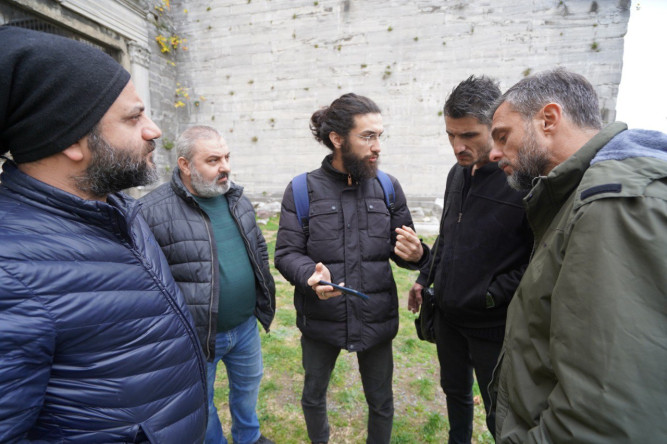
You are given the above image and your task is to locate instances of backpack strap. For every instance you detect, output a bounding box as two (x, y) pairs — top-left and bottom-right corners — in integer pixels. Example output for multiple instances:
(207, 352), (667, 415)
(375, 170), (395, 213)
(291, 172), (310, 234)
(291, 170), (395, 235)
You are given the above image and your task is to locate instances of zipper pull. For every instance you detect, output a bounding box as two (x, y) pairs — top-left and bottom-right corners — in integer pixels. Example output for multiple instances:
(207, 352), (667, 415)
(457, 212), (463, 223)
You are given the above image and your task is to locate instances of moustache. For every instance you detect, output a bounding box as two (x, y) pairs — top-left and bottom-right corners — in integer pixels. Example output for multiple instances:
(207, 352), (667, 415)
(217, 172), (228, 181)
(145, 139), (156, 155)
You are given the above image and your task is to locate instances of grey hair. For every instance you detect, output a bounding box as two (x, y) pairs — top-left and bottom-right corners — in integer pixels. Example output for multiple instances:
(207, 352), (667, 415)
(492, 68), (602, 129)
(444, 75), (501, 126)
(175, 125), (222, 161)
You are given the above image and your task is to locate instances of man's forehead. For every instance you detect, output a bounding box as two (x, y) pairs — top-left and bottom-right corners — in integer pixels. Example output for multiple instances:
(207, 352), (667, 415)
(352, 112), (383, 131)
(491, 102), (522, 131)
(445, 115), (487, 133)
(492, 102), (517, 123)
(195, 137), (229, 156)
(106, 81), (143, 115)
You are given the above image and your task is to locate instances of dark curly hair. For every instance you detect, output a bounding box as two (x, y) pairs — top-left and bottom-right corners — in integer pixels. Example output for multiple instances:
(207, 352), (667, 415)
(310, 93), (381, 150)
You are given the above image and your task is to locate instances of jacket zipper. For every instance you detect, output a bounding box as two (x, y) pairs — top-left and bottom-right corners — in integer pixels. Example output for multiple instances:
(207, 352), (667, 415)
(230, 196), (274, 332)
(198, 207), (217, 361)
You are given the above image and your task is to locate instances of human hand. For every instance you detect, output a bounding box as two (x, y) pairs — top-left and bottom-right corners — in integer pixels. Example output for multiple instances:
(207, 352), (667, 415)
(408, 282), (423, 313)
(307, 262), (344, 300)
(394, 225), (424, 263)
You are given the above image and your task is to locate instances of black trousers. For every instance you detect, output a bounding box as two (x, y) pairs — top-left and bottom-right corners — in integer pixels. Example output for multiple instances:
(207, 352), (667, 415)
(434, 312), (504, 444)
(300, 335), (394, 444)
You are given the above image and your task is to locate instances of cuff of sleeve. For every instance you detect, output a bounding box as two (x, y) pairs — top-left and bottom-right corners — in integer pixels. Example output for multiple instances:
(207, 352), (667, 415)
(416, 242), (430, 268)
(416, 274), (430, 287)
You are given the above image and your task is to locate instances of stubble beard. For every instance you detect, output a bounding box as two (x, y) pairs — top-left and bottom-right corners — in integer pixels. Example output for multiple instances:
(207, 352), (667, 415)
(504, 126), (551, 192)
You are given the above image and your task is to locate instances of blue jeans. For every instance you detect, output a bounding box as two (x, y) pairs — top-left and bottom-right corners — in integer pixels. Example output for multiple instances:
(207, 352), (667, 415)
(206, 315), (263, 444)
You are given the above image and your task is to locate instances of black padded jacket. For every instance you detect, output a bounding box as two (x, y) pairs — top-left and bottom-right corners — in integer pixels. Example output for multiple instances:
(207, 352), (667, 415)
(139, 169), (275, 361)
(275, 155), (428, 352)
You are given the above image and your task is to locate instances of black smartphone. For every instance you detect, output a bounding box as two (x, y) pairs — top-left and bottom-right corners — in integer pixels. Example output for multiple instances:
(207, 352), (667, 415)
(318, 280), (370, 300)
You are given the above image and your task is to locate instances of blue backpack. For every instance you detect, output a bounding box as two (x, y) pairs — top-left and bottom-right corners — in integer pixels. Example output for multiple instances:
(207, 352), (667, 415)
(291, 170), (396, 235)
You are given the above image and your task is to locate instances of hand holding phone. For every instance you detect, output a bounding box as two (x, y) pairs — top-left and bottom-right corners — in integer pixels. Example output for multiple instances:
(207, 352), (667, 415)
(318, 280), (370, 300)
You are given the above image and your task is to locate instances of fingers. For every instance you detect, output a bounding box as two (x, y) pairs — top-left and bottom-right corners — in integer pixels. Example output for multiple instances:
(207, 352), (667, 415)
(407, 282), (424, 313)
(307, 262), (330, 287)
(313, 281), (344, 300)
(395, 225), (424, 262)
(307, 263), (343, 299)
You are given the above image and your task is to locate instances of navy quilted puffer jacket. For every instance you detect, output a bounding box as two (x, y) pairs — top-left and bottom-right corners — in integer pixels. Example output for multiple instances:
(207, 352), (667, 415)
(0, 161), (207, 443)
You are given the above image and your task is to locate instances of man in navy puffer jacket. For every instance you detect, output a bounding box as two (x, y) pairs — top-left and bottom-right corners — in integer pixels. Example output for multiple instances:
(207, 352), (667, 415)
(0, 26), (207, 442)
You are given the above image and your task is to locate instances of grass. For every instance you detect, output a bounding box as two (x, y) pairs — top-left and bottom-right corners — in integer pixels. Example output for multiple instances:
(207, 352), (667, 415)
(211, 215), (493, 443)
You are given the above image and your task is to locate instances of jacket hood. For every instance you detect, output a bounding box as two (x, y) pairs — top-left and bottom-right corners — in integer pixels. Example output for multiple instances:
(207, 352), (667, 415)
(592, 128), (667, 165)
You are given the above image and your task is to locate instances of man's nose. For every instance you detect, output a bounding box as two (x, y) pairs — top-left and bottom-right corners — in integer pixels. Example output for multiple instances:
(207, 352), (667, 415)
(452, 139), (466, 154)
(220, 158), (230, 172)
(142, 117), (162, 140)
(489, 144), (504, 163)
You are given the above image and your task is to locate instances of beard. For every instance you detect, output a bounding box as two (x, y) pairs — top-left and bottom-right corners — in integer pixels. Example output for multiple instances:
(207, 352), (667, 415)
(502, 125), (551, 191)
(73, 128), (158, 198)
(189, 165), (230, 197)
(341, 138), (378, 181)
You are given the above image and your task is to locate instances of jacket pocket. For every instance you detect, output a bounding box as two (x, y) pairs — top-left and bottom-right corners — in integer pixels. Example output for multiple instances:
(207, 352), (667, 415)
(308, 200), (340, 241)
(365, 198), (390, 238)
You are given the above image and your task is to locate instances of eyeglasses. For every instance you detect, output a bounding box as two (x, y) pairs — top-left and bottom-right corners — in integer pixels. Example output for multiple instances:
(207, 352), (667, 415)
(355, 132), (386, 146)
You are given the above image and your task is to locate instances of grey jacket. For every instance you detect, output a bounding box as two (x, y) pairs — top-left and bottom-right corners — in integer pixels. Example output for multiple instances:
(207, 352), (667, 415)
(493, 123), (667, 443)
(140, 169), (275, 361)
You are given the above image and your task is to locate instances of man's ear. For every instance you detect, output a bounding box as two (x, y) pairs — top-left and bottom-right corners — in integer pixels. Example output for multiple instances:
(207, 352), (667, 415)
(177, 157), (191, 176)
(329, 132), (343, 150)
(540, 103), (563, 135)
(61, 140), (86, 162)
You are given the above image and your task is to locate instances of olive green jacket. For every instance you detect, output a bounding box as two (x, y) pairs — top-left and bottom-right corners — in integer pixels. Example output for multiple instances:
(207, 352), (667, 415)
(494, 122), (667, 443)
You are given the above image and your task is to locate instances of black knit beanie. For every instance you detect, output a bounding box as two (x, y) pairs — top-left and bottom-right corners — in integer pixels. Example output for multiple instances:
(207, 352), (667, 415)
(0, 26), (131, 163)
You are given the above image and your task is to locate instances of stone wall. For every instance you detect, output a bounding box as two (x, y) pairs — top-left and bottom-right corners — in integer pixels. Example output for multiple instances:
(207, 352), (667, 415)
(1, 0), (631, 215)
(159, 0), (630, 210)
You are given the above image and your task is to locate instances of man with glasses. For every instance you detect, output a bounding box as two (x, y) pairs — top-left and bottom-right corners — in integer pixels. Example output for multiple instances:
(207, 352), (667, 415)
(407, 76), (532, 443)
(275, 93), (428, 444)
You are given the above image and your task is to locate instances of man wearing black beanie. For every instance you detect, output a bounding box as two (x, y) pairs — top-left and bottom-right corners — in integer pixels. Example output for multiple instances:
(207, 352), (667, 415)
(0, 26), (207, 442)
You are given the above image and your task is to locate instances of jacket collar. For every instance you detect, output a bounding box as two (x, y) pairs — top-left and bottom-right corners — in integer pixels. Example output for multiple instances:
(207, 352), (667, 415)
(321, 154), (350, 181)
(524, 122), (627, 237)
(0, 159), (138, 228)
(469, 161), (502, 179)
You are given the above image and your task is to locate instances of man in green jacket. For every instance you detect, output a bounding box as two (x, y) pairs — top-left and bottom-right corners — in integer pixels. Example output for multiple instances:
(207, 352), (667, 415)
(488, 68), (667, 443)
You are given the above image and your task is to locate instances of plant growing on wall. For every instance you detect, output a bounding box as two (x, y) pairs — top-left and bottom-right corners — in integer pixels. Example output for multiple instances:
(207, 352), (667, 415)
(153, 1), (187, 53)
(151, 2), (205, 110)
